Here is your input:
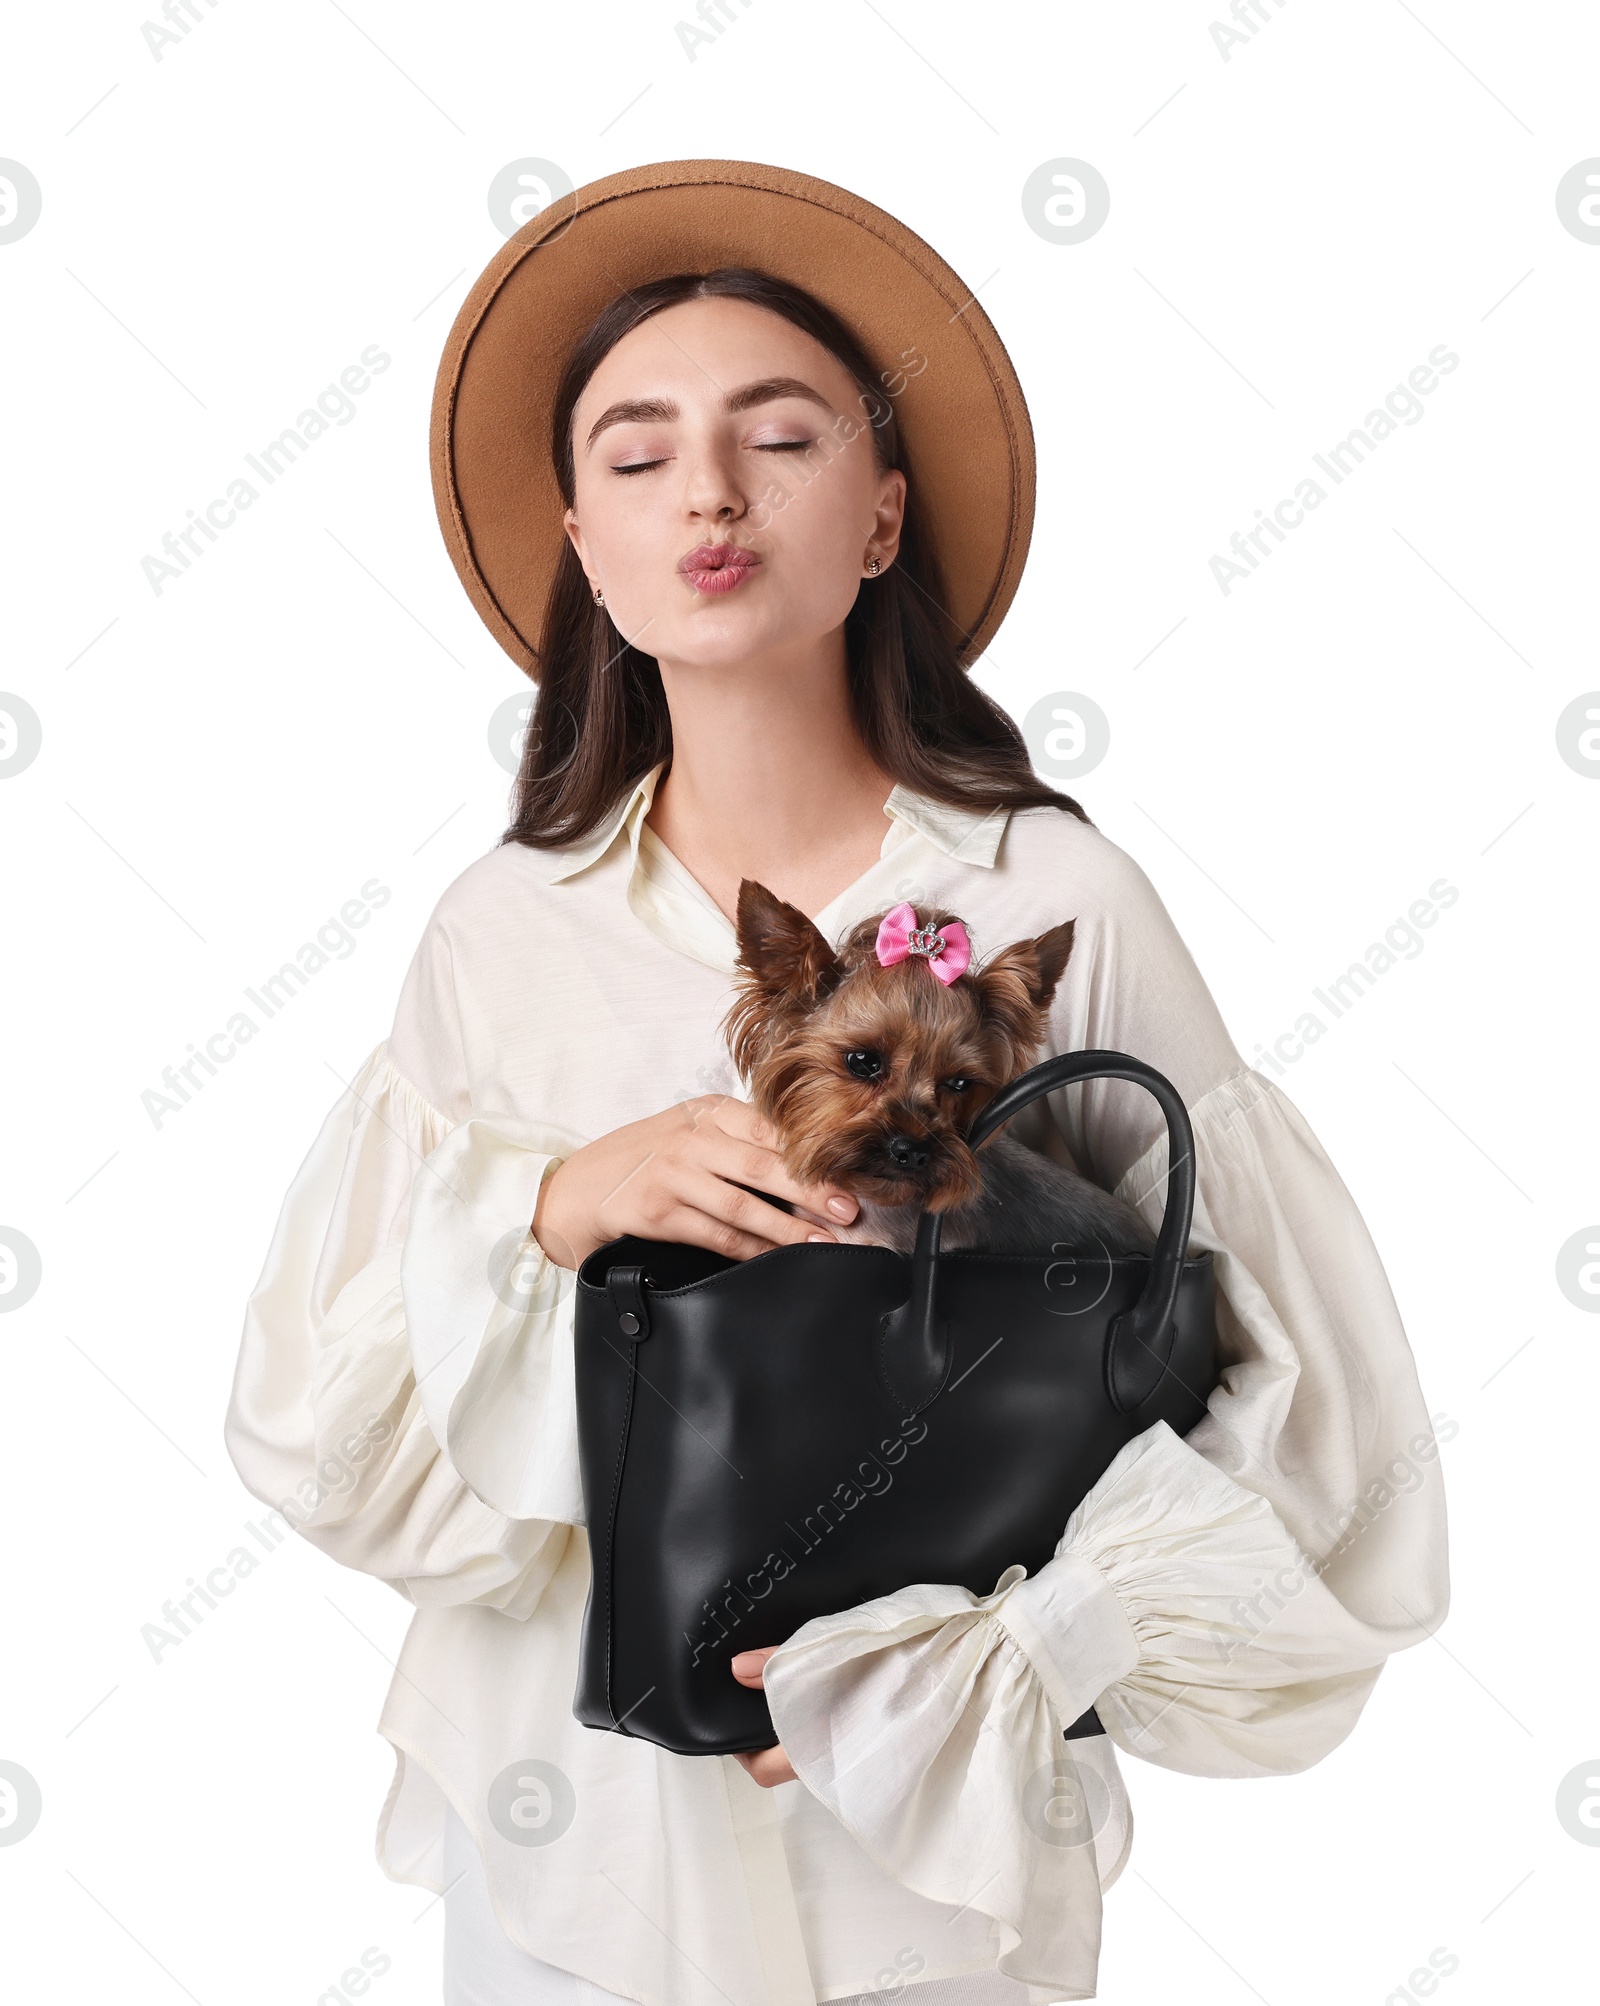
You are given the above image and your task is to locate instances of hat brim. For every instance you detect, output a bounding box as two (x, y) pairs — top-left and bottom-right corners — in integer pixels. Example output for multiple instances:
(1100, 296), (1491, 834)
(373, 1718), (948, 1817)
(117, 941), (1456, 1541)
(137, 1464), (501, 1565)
(431, 158), (1035, 680)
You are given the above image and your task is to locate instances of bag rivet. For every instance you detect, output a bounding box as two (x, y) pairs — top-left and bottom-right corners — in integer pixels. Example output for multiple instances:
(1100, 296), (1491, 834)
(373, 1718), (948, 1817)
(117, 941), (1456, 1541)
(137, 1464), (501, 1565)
(618, 1311), (641, 1336)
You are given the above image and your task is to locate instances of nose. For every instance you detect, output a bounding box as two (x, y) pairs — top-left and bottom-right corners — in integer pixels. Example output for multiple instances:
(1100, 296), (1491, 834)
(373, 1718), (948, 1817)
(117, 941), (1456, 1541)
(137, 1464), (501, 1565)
(681, 435), (748, 526)
(886, 1133), (930, 1171)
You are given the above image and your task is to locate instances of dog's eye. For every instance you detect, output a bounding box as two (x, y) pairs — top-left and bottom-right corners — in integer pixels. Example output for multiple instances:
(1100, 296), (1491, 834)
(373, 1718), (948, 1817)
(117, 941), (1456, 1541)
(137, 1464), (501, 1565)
(844, 1049), (885, 1081)
(942, 1075), (973, 1094)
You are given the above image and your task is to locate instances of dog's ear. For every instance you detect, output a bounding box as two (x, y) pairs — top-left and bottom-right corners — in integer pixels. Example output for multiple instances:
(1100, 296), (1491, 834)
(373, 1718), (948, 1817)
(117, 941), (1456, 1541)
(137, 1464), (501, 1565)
(969, 919), (1076, 1064)
(721, 880), (844, 1077)
(734, 879), (843, 999)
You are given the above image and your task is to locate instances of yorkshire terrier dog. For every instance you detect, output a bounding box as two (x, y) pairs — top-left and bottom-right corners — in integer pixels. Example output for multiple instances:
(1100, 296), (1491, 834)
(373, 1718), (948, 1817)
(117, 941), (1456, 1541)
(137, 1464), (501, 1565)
(721, 882), (1157, 1258)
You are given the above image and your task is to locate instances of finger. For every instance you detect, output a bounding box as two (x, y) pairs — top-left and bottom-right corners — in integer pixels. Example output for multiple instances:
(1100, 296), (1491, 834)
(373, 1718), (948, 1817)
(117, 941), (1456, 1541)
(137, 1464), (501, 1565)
(708, 1113), (857, 1218)
(729, 1647), (777, 1688)
(665, 1100), (781, 1186)
(648, 1200), (791, 1264)
(679, 1165), (842, 1252)
(696, 1124), (860, 1226)
(709, 1107), (858, 1211)
(734, 1745), (796, 1789)
(687, 1167), (839, 1250)
(787, 1201), (857, 1235)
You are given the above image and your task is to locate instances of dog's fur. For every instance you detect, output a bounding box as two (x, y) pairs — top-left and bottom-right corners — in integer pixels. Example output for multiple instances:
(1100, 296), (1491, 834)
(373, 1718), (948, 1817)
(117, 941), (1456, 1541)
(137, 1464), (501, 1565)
(722, 880), (1156, 1258)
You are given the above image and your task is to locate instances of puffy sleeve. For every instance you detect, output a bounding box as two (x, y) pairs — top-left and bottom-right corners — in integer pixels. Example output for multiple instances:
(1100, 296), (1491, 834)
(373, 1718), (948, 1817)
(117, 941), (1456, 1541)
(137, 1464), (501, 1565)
(223, 909), (591, 1617)
(763, 829), (1450, 1986)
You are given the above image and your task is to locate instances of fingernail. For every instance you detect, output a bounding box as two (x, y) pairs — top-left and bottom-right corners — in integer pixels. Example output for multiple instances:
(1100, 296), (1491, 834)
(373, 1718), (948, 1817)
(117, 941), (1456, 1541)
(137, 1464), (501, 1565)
(807, 1233), (833, 1244)
(826, 1196), (856, 1220)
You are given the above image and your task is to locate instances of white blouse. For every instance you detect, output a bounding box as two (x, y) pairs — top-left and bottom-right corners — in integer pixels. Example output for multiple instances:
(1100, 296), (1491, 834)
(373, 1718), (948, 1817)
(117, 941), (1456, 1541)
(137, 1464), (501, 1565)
(224, 760), (1449, 2006)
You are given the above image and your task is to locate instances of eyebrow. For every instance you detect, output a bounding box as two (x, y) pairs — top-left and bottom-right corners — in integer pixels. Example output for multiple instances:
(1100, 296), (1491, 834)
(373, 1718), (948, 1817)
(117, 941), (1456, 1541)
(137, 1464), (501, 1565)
(584, 376), (835, 450)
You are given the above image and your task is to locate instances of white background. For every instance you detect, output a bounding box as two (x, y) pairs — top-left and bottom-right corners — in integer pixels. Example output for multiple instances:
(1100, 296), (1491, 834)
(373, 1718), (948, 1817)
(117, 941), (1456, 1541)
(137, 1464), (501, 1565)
(2, 1), (1597, 2000)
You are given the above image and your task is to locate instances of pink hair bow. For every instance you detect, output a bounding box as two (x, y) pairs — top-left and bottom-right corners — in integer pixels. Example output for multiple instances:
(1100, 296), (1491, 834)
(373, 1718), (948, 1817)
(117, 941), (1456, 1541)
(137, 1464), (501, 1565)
(874, 903), (972, 985)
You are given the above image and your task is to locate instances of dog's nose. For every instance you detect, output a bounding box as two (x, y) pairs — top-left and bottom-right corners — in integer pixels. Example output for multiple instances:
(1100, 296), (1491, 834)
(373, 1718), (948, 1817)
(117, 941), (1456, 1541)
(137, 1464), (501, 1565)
(886, 1133), (930, 1171)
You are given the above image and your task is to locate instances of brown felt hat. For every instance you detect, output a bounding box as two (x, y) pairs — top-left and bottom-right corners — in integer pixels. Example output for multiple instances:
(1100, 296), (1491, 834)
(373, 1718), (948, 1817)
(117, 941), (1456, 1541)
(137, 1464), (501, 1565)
(430, 158), (1035, 680)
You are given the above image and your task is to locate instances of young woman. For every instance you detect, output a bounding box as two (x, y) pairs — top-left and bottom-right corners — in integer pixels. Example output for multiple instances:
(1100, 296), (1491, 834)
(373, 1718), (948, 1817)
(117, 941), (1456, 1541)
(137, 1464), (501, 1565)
(226, 162), (1448, 2005)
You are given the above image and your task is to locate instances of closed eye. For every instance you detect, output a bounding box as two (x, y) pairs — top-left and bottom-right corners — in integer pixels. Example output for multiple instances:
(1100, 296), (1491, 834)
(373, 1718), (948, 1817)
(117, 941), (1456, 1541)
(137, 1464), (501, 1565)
(612, 438), (814, 475)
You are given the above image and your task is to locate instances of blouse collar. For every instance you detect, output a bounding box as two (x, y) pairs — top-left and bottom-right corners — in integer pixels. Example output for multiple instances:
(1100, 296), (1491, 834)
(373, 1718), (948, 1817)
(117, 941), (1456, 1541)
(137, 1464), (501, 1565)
(542, 760), (1010, 885)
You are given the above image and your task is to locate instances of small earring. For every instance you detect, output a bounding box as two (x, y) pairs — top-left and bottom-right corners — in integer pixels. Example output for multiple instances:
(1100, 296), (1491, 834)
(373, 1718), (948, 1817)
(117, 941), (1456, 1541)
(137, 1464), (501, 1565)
(592, 585), (605, 606)
(865, 554), (882, 577)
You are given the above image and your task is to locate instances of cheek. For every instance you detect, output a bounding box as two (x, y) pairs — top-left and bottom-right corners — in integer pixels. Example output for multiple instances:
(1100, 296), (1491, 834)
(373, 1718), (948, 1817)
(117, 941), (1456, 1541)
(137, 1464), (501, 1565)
(765, 452), (878, 607)
(780, 443), (875, 551)
(570, 470), (660, 569)
(568, 474), (685, 630)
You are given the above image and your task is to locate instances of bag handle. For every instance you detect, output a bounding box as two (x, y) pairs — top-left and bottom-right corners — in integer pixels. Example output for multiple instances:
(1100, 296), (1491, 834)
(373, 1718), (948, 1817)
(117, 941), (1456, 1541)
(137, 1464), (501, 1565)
(877, 1049), (1198, 1418)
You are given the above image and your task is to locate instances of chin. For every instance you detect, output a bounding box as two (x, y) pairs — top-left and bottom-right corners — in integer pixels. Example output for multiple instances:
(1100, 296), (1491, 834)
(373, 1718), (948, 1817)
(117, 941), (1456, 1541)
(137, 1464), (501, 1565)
(657, 590), (859, 673)
(653, 607), (785, 669)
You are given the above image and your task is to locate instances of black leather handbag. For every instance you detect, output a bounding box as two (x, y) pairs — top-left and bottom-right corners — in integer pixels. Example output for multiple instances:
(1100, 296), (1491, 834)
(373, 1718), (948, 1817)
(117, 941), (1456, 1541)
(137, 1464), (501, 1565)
(572, 1049), (1219, 1756)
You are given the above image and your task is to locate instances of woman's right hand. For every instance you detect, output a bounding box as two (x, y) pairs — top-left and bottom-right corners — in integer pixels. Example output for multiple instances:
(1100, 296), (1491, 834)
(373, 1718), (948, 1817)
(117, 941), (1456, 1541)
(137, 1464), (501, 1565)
(531, 1094), (859, 1271)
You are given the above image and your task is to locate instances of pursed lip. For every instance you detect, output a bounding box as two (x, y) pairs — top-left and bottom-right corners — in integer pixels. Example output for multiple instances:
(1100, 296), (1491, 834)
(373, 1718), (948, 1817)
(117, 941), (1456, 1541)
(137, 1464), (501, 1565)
(677, 542), (762, 594)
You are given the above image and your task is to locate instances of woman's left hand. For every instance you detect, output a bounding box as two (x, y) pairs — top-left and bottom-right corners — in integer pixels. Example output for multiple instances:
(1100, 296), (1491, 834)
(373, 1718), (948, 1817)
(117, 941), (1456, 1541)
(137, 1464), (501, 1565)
(729, 1649), (797, 1786)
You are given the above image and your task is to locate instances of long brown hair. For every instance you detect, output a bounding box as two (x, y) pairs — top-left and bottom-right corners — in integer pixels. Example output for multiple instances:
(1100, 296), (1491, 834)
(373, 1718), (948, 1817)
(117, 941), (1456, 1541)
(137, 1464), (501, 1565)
(502, 267), (1088, 851)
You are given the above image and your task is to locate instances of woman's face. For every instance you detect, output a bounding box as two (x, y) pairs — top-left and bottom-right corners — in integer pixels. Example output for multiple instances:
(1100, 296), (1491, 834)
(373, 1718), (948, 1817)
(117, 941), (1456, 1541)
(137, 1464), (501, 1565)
(563, 296), (906, 673)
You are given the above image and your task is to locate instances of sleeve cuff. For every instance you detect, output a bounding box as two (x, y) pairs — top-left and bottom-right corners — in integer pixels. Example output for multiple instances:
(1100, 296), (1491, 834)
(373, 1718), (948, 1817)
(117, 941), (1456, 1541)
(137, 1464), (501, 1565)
(993, 1549), (1140, 1732)
(400, 1112), (591, 1522)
